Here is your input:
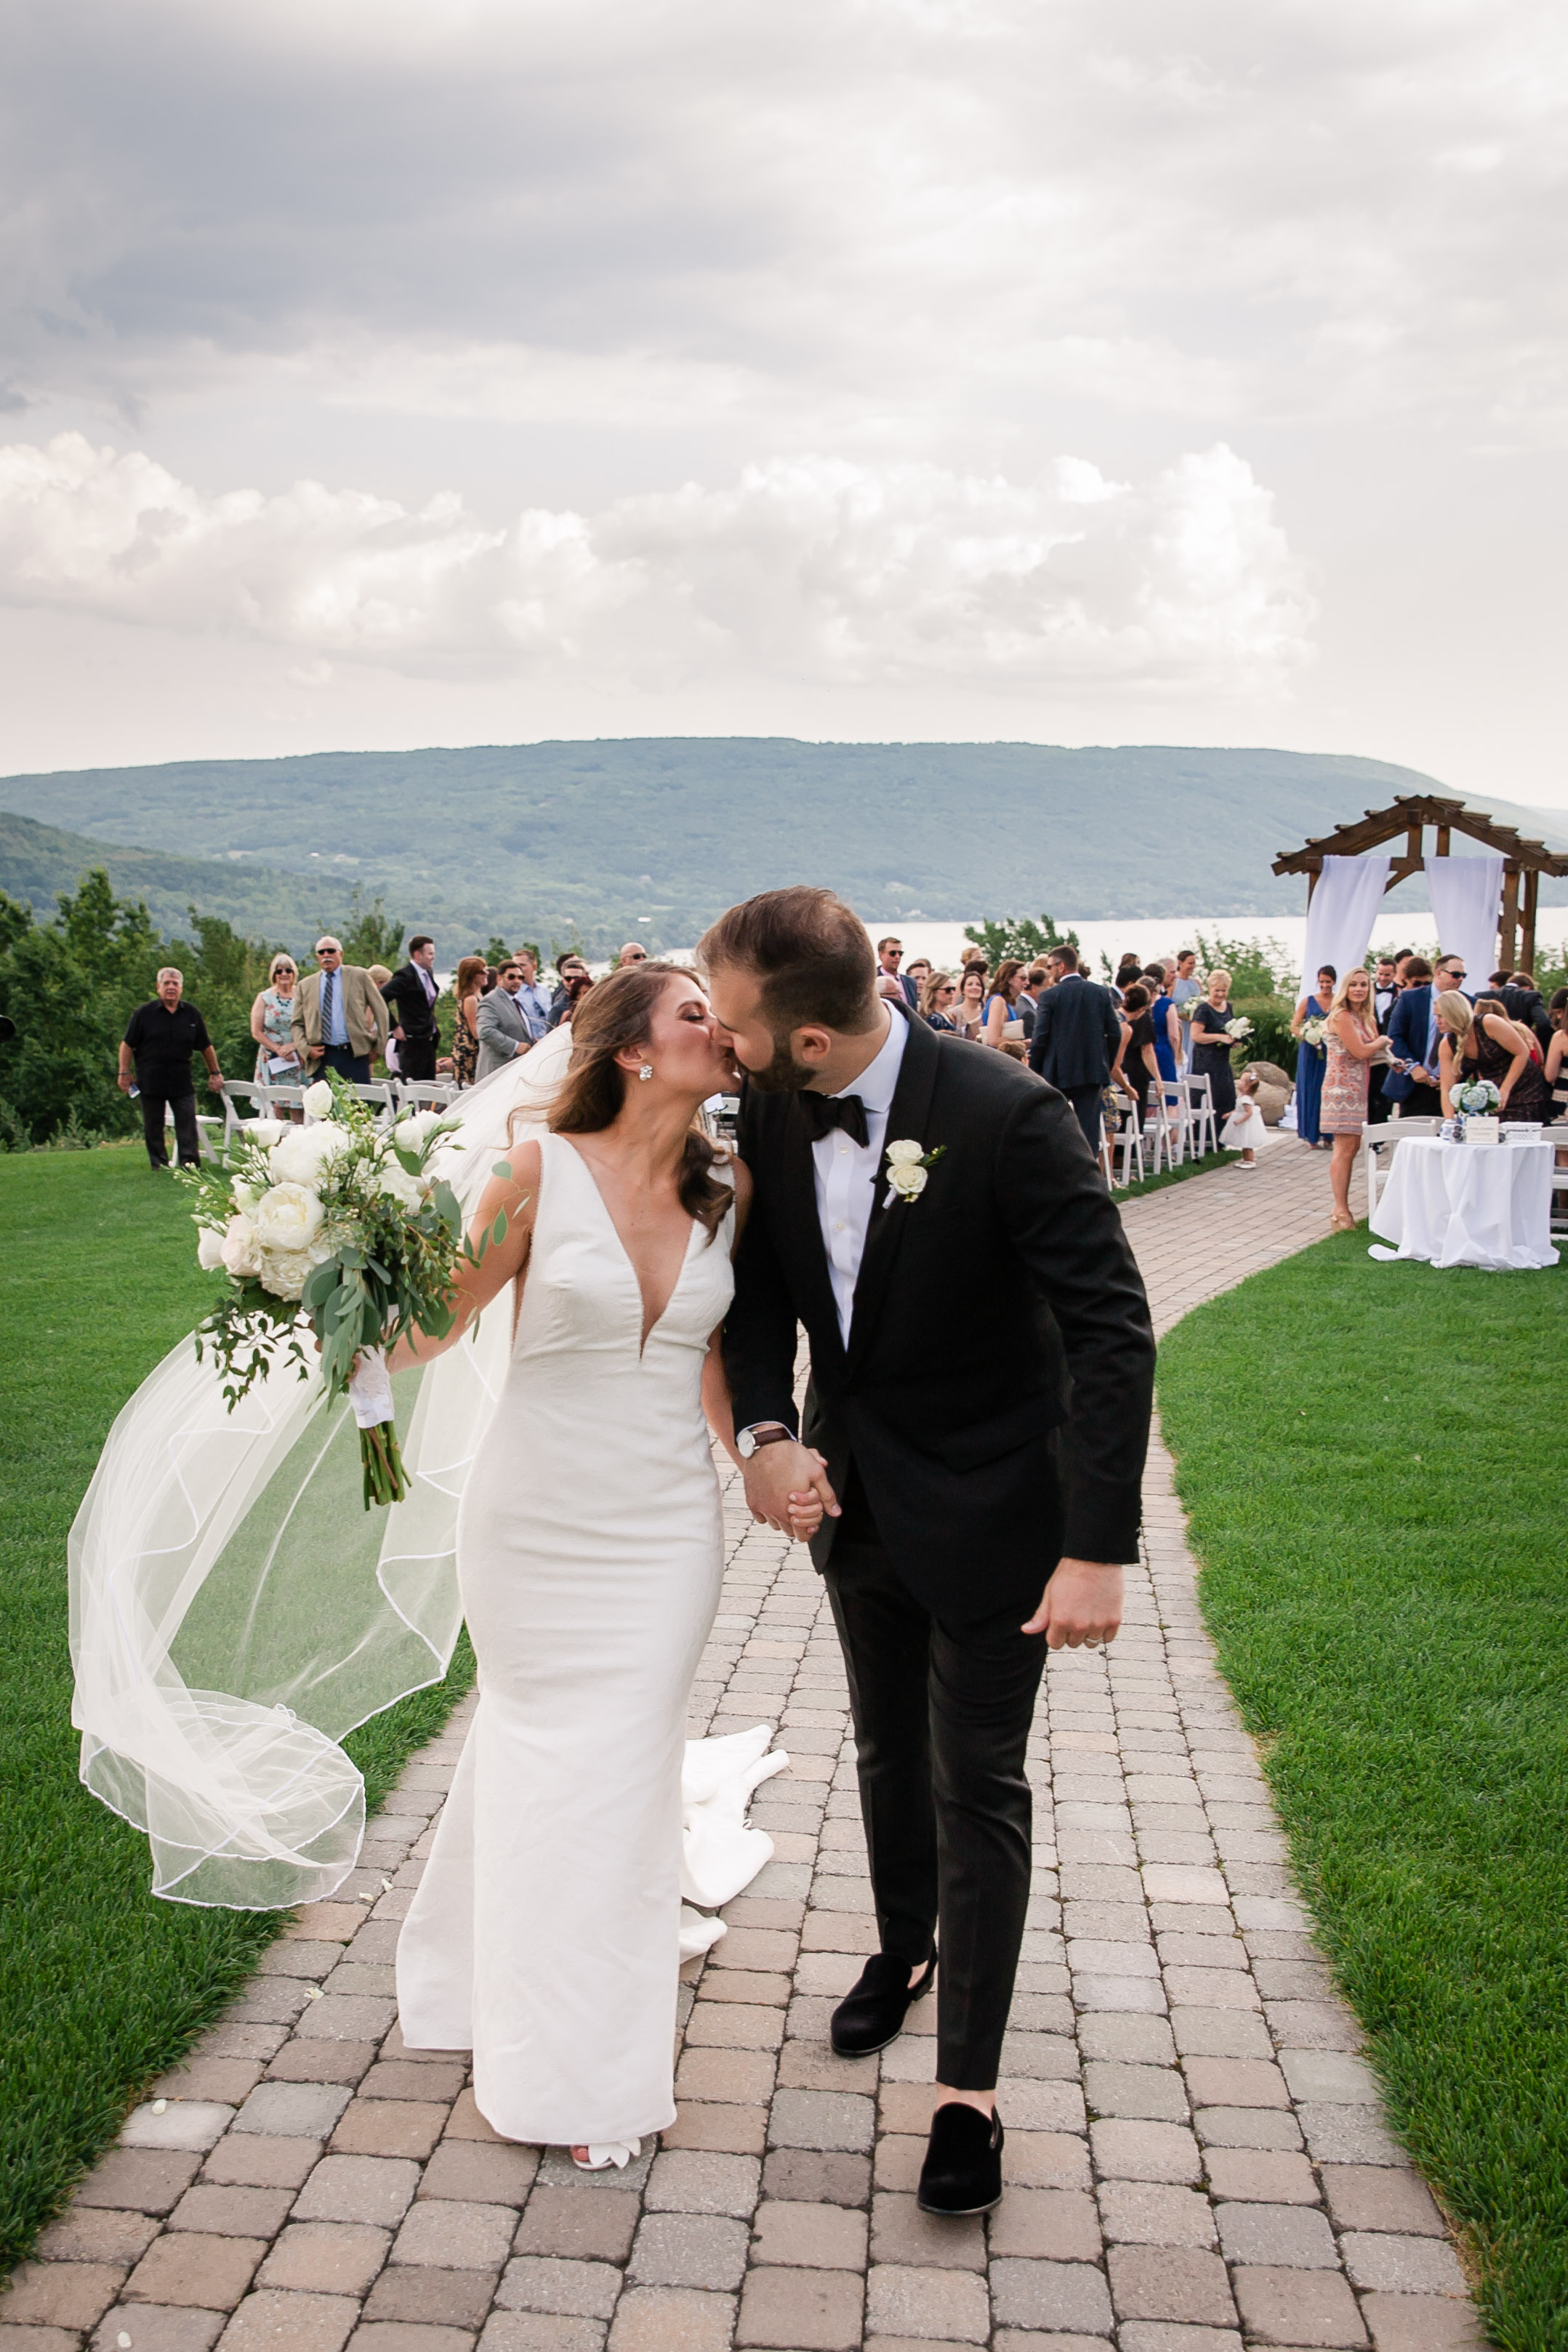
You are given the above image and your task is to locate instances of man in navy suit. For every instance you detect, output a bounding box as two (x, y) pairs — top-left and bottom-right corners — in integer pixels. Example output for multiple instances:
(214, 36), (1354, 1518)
(1027, 944), (1123, 1148)
(877, 937), (920, 1008)
(1385, 953), (1469, 1117)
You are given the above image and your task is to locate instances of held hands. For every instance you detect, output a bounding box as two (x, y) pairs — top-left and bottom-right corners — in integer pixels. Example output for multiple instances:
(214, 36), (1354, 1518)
(741, 1440), (841, 1543)
(1021, 1559), (1124, 1650)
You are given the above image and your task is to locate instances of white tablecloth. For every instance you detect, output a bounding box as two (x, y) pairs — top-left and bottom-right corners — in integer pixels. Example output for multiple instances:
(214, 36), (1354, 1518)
(1369, 1137), (1559, 1271)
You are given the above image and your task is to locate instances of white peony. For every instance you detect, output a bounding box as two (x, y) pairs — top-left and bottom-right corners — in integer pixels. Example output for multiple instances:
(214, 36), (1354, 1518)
(196, 1221), (228, 1272)
(220, 1214), (262, 1278)
(885, 1138), (925, 1166)
(889, 1161), (928, 1199)
(247, 1119), (287, 1146)
(270, 1122), (350, 1187)
(256, 1245), (318, 1301)
(302, 1079), (336, 1120)
(251, 1182), (326, 1253)
(374, 1158), (425, 1212)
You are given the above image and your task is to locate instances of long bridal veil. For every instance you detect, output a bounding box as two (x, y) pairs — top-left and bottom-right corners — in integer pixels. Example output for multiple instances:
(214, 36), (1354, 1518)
(71, 1030), (573, 1910)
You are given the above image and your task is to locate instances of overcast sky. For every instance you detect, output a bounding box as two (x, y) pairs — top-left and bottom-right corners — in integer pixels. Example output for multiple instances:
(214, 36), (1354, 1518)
(1, 0), (1565, 805)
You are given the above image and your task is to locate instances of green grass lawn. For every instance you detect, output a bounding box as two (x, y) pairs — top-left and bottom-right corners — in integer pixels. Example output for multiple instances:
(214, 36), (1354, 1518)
(0, 1145), (473, 2275)
(1158, 1232), (1568, 2352)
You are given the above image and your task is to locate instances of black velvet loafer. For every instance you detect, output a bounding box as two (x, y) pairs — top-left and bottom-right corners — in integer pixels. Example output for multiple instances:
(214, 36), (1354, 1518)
(917, 2100), (1004, 2216)
(829, 1948), (937, 2058)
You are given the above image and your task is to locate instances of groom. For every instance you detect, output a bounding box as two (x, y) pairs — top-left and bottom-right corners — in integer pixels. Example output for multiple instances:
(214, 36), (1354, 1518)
(701, 888), (1155, 2217)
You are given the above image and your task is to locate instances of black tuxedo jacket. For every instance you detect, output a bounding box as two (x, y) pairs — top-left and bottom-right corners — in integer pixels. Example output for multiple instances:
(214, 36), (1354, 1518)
(1027, 976), (1122, 1091)
(724, 1010), (1155, 1620)
(382, 962), (441, 1043)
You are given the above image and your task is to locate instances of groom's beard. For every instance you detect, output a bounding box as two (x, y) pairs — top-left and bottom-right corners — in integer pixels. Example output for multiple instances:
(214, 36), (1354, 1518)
(742, 1029), (818, 1095)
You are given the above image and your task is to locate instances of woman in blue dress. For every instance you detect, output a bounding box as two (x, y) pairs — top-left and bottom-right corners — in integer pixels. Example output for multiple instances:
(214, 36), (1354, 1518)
(1150, 979), (1179, 1084)
(1290, 964), (1336, 1147)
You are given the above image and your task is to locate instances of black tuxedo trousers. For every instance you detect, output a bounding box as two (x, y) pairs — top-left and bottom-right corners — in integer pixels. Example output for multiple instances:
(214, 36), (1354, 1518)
(827, 1464), (1056, 2087)
(724, 1011), (1155, 2089)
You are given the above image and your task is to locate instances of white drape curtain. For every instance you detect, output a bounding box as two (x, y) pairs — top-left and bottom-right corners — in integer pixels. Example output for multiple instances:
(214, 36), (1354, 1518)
(1300, 855), (1393, 997)
(1425, 856), (1504, 987)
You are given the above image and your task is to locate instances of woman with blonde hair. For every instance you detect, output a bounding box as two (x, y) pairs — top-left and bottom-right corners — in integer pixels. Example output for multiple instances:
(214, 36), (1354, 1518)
(250, 953), (304, 1115)
(1322, 967), (1389, 1230)
(1187, 966), (1239, 1123)
(1437, 991), (1548, 1123)
(920, 971), (960, 1031)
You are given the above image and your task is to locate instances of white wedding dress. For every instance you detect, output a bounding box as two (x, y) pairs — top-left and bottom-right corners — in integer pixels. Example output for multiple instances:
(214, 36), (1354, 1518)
(396, 1132), (736, 2146)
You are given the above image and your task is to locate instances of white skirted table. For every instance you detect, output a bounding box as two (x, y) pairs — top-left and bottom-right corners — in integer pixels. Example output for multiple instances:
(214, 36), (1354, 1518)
(1369, 1136), (1559, 1271)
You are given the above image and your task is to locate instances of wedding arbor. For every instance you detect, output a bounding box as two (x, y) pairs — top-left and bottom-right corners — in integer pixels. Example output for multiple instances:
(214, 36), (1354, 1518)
(1274, 792), (1568, 974)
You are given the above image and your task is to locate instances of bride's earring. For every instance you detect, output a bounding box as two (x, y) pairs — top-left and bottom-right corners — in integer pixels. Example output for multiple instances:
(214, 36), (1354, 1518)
(638, 1064), (654, 1082)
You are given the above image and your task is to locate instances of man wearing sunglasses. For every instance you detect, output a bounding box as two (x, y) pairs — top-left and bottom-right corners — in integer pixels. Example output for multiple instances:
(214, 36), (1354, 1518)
(292, 936), (391, 1085)
(1384, 953), (1469, 1119)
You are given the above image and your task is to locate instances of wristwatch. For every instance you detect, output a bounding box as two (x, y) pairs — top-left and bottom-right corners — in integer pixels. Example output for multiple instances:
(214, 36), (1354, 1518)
(736, 1423), (792, 1459)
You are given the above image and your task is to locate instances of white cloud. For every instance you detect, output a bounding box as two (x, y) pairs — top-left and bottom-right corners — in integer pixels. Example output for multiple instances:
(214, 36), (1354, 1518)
(0, 434), (1314, 696)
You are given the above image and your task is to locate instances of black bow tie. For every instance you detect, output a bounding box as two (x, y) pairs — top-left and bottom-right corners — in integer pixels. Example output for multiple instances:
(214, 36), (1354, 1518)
(797, 1091), (869, 1147)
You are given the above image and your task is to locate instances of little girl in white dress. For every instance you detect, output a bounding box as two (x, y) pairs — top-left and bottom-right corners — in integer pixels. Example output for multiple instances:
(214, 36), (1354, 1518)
(1220, 1071), (1277, 1168)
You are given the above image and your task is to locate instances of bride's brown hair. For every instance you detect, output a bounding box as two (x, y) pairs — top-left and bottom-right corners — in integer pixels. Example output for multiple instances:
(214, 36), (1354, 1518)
(530, 962), (732, 1240)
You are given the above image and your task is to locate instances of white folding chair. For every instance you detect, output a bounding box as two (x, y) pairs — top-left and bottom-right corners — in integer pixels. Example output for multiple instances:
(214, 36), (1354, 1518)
(1154, 1079), (1186, 1165)
(1106, 1097), (1145, 1186)
(1362, 1116), (1439, 1215)
(394, 1080), (458, 1115)
(350, 1081), (401, 1129)
(1182, 1076), (1217, 1158)
(217, 1079), (269, 1141)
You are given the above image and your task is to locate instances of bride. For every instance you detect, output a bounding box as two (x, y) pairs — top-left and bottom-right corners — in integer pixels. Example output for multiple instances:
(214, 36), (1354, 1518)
(386, 960), (819, 2166)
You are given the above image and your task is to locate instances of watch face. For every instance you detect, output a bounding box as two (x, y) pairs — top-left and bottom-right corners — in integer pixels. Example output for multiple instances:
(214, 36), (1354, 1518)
(737, 1429), (756, 1458)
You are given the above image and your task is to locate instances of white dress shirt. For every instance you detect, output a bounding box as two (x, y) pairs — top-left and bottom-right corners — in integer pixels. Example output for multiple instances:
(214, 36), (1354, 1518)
(811, 1008), (909, 1346)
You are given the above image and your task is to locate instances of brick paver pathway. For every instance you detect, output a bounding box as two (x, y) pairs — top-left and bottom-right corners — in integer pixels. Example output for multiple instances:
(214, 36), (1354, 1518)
(6, 1140), (1487, 2352)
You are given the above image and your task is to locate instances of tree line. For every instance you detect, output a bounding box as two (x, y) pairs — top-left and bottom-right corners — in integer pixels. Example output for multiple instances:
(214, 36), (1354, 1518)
(0, 874), (406, 1148)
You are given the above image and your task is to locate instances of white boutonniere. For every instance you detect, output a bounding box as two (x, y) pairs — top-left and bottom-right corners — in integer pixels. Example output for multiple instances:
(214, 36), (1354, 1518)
(883, 1137), (946, 1205)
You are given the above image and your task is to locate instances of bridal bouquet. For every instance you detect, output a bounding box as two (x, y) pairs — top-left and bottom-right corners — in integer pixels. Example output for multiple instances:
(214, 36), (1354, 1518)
(1300, 1015), (1327, 1052)
(184, 1078), (477, 1506)
(1223, 1014), (1255, 1053)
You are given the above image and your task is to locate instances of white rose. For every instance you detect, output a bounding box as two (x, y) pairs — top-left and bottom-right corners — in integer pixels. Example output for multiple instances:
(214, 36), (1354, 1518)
(196, 1222), (227, 1272)
(247, 1119), (287, 1146)
(250, 1182), (326, 1253)
(889, 1162), (928, 1199)
(220, 1214), (262, 1278)
(885, 1139), (925, 1166)
(302, 1078), (337, 1120)
(393, 1109), (440, 1149)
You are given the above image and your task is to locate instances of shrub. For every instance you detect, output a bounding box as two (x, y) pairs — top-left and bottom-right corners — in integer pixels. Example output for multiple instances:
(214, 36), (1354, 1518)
(963, 913), (1081, 966)
(0, 876), (286, 1145)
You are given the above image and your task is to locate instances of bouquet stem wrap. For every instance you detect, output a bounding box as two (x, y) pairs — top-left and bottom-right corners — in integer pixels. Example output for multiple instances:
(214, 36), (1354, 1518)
(348, 1348), (409, 1506)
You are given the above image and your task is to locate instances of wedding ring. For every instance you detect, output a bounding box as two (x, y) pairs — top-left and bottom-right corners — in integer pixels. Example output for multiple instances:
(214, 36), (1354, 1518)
(1083, 1637), (1101, 1650)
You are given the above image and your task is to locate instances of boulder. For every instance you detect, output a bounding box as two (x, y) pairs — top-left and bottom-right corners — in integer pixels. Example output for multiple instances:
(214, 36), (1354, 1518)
(1242, 1062), (1291, 1125)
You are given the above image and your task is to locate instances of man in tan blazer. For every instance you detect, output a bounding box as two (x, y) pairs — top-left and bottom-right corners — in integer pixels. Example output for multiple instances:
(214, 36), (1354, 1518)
(292, 936), (390, 1084)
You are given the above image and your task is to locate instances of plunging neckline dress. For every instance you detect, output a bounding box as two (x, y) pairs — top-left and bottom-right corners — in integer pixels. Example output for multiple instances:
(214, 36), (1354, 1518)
(396, 1133), (735, 2145)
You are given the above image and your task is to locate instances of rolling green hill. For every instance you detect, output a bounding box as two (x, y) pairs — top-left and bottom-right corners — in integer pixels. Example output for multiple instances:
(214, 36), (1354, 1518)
(0, 811), (345, 950)
(2, 740), (1562, 954)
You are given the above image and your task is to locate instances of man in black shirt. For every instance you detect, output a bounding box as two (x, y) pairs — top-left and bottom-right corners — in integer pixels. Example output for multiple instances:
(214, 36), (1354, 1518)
(119, 968), (225, 1168)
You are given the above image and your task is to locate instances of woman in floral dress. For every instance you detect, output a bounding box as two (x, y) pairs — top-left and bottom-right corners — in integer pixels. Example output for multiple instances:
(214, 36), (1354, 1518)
(451, 955), (486, 1088)
(1322, 968), (1388, 1231)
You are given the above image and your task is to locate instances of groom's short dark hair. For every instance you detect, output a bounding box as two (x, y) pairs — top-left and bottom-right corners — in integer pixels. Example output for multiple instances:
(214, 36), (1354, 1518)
(699, 887), (879, 1035)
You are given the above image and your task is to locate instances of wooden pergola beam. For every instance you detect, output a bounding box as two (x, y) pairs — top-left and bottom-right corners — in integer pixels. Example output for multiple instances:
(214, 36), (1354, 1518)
(1272, 792), (1568, 880)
